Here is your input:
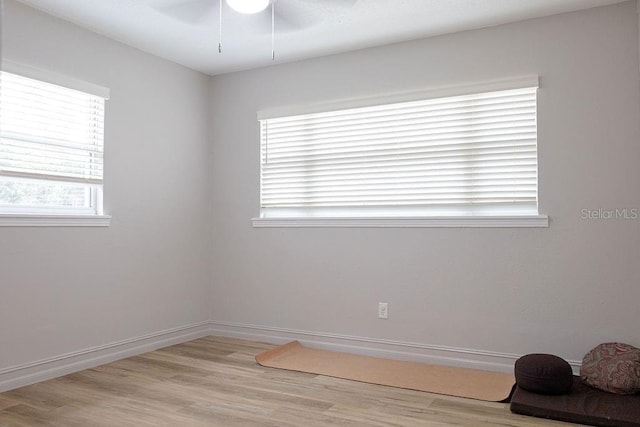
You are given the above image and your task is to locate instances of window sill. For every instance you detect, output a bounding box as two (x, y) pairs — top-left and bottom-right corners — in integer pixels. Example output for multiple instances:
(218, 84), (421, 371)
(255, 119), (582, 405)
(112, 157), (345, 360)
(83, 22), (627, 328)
(252, 215), (549, 228)
(0, 214), (111, 227)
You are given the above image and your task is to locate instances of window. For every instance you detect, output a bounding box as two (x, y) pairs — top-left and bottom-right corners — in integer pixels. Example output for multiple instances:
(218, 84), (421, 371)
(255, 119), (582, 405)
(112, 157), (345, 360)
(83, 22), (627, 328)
(255, 77), (547, 227)
(0, 66), (109, 225)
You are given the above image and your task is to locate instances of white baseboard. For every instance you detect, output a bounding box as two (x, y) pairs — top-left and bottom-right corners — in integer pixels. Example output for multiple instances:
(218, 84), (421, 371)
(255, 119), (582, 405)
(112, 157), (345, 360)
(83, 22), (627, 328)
(0, 321), (211, 393)
(0, 319), (583, 393)
(208, 320), (582, 374)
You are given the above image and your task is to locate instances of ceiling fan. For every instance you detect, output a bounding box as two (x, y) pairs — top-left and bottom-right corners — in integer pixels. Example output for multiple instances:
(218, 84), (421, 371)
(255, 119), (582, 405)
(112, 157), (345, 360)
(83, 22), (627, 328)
(148, 0), (357, 32)
(148, 0), (357, 60)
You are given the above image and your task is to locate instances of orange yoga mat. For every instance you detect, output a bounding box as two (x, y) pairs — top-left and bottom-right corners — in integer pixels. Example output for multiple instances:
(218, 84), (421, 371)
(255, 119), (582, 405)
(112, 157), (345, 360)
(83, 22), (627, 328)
(256, 341), (515, 402)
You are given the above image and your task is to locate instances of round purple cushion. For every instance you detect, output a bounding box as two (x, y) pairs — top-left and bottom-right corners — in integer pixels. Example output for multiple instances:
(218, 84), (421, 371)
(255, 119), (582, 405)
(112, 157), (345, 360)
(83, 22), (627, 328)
(580, 342), (640, 395)
(515, 354), (573, 395)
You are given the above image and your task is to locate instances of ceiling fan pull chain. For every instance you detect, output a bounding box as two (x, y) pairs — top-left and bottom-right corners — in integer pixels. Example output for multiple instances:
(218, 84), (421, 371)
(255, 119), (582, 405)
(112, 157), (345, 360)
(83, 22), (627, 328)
(271, 0), (275, 60)
(218, 0), (223, 53)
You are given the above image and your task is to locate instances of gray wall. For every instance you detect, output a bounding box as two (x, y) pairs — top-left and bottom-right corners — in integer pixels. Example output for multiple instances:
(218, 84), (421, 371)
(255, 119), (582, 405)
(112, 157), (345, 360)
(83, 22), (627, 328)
(0, 0), (212, 368)
(209, 1), (640, 362)
(1, 0), (639, 378)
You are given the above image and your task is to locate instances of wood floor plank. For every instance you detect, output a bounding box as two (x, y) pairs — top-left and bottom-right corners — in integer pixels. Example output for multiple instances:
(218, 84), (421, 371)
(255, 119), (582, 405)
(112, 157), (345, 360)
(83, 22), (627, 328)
(0, 396), (19, 412)
(0, 336), (583, 426)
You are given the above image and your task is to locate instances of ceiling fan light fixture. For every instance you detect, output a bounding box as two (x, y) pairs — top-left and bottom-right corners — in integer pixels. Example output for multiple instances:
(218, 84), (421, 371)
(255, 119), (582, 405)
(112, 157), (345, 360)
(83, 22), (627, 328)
(225, 0), (270, 14)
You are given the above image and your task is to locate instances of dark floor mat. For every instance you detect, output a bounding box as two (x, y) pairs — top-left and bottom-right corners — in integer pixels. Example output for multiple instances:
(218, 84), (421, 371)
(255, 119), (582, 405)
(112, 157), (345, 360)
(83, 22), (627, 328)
(510, 376), (640, 427)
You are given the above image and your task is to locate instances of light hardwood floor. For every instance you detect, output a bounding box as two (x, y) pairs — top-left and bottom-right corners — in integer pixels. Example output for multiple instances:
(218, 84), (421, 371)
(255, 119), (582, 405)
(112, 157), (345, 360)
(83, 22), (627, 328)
(0, 336), (579, 426)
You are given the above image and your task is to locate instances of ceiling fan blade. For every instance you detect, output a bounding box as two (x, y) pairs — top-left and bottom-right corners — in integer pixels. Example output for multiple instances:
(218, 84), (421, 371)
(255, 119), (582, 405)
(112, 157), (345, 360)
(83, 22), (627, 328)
(251, 0), (359, 34)
(147, 0), (215, 25)
(241, 8), (302, 34)
(278, 0), (358, 25)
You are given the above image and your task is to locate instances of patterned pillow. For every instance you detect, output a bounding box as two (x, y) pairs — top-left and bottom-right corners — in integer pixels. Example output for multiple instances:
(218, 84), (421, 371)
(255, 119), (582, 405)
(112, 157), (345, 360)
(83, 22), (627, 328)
(580, 343), (640, 395)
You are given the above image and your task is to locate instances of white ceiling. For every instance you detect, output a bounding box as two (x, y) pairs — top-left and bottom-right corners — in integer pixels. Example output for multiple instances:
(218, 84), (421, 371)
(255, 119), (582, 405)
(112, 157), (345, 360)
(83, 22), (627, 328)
(15, 0), (627, 76)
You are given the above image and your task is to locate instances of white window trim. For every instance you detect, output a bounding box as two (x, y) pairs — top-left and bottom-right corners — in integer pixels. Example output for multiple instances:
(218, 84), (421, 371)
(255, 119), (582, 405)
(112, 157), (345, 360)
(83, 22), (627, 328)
(257, 76), (538, 120)
(1, 60), (110, 99)
(252, 215), (548, 228)
(0, 214), (111, 227)
(255, 76), (547, 228)
(1, 60), (110, 226)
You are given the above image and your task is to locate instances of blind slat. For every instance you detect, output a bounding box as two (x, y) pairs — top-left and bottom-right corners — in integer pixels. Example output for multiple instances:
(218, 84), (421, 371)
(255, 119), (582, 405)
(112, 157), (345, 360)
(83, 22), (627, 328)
(260, 86), (537, 212)
(0, 71), (105, 184)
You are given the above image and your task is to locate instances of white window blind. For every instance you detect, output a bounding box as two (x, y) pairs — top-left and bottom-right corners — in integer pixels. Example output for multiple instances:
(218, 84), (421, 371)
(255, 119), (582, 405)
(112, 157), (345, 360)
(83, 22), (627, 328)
(0, 70), (106, 214)
(259, 84), (538, 218)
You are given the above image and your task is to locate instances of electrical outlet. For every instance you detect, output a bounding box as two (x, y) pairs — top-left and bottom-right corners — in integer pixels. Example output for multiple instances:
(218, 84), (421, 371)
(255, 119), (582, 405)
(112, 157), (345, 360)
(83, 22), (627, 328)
(378, 302), (388, 319)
